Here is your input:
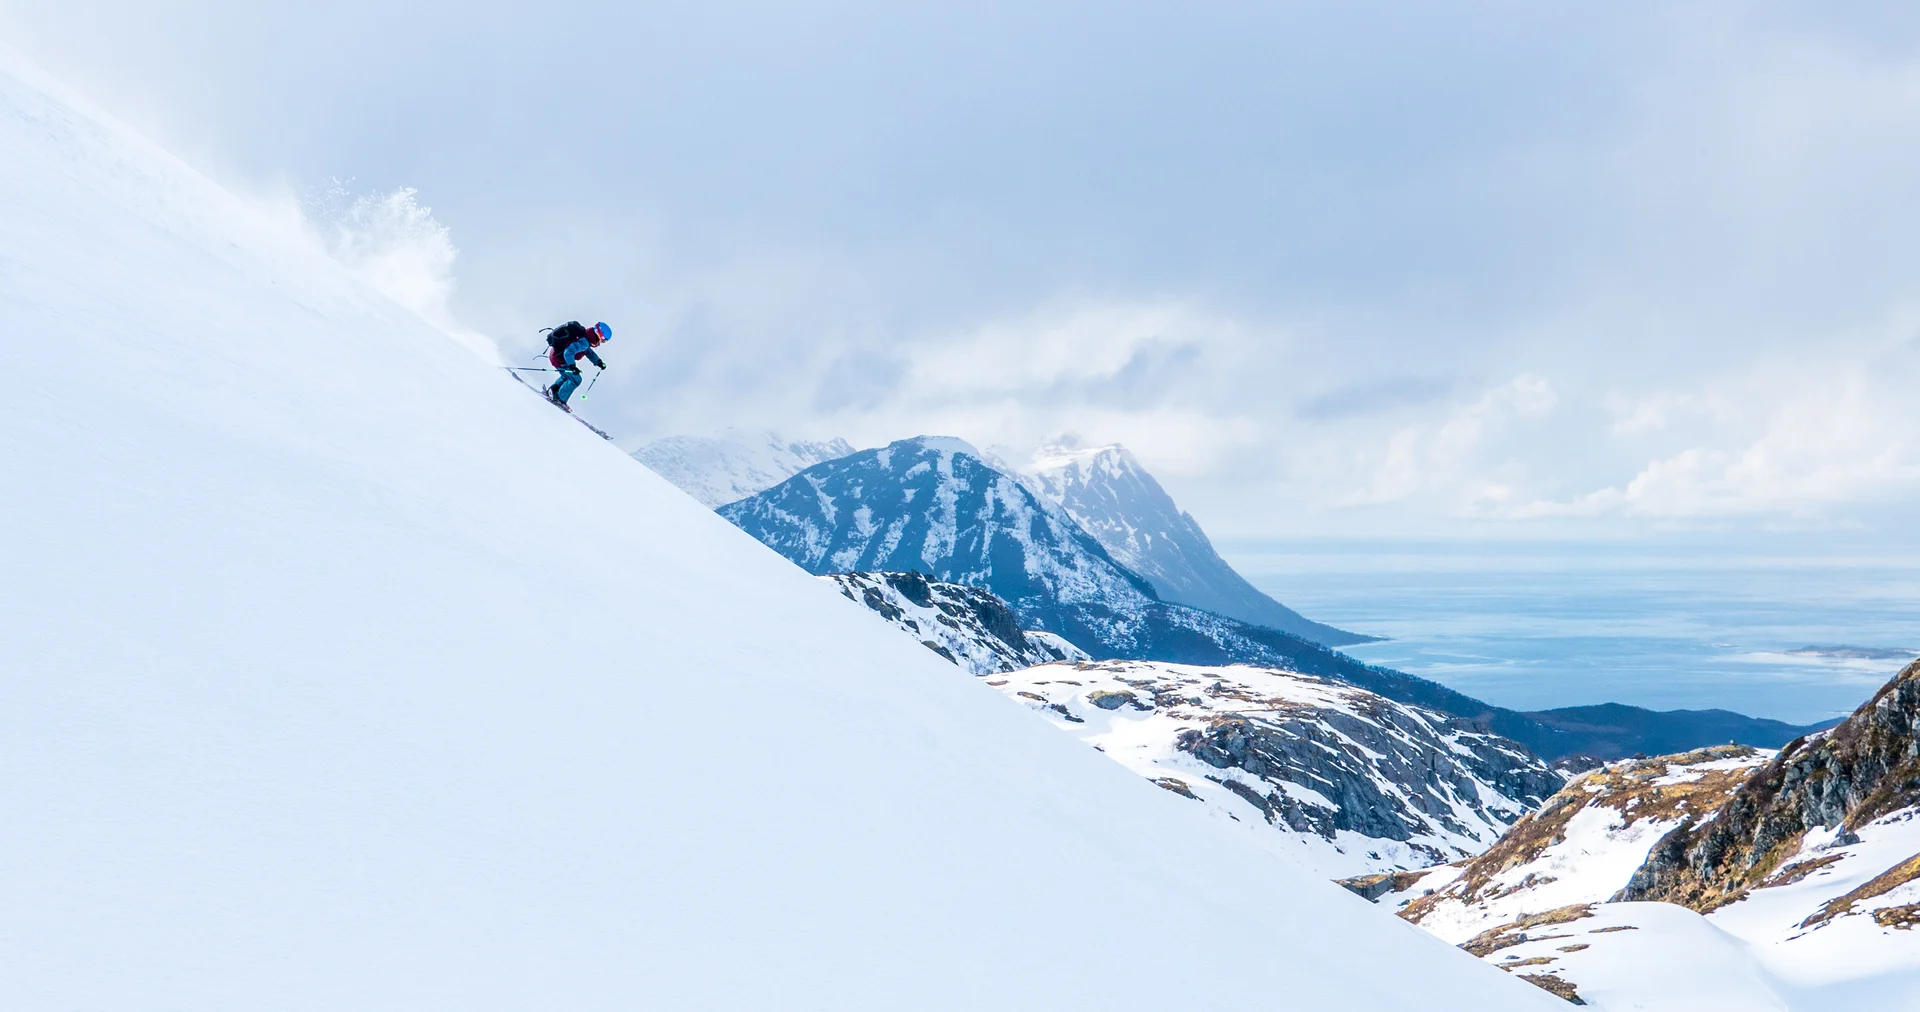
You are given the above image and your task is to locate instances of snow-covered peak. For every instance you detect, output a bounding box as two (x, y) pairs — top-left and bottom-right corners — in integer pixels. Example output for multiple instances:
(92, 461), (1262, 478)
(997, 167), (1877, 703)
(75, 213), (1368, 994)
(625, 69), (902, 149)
(719, 437), (1160, 621)
(1026, 438), (1139, 484)
(633, 429), (856, 507)
(1015, 438), (1369, 646)
(901, 434), (984, 459)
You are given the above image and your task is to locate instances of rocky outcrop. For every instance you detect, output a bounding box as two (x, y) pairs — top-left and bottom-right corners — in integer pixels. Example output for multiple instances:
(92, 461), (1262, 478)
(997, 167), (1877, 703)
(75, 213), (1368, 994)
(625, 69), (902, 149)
(1382, 745), (1772, 943)
(1175, 692), (1562, 848)
(1621, 659), (1920, 912)
(825, 571), (1086, 675)
(995, 660), (1562, 876)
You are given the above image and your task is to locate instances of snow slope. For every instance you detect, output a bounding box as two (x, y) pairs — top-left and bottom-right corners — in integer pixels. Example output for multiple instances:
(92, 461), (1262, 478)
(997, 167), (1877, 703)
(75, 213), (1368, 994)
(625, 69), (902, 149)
(1023, 438), (1368, 646)
(0, 47), (1561, 1011)
(633, 429), (856, 506)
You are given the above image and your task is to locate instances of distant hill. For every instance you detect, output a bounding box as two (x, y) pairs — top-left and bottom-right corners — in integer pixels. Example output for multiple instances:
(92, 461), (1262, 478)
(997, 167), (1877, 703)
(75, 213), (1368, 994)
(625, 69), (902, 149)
(1517, 702), (1841, 761)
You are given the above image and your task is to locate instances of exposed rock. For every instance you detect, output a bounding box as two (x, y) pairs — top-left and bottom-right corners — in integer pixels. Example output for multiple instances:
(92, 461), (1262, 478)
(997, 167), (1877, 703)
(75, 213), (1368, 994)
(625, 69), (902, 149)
(824, 571), (1087, 675)
(1461, 905), (1596, 957)
(996, 659), (1562, 877)
(1621, 659), (1920, 912)
(1341, 869), (1435, 901)
(1087, 689), (1135, 710)
(1514, 973), (1585, 1004)
(1385, 745), (1772, 943)
(1368, 663), (1920, 1008)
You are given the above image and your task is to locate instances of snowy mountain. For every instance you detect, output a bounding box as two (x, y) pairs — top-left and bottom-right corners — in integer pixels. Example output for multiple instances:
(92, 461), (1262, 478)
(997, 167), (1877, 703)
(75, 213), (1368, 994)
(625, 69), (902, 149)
(0, 48), (1573, 1011)
(824, 572), (1563, 877)
(1348, 661), (1920, 1007)
(1022, 438), (1368, 646)
(995, 660), (1561, 878)
(719, 436), (1824, 764)
(632, 430), (856, 506)
(718, 436), (1422, 676)
(823, 571), (1087, 674)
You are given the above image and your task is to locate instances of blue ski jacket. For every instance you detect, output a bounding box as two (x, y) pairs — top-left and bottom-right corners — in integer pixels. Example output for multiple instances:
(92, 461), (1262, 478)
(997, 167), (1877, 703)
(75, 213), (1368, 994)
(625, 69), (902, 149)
(556, 337), (605, 371)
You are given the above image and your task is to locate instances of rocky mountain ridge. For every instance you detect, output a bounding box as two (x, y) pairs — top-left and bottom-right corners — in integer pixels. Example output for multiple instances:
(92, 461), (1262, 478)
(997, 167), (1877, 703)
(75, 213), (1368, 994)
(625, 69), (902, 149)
(1019, 439), (1367, 647)
(1624, 658), (1920, 914)
(992, 659), (1563, 878)
(823, 571), (1087, 675)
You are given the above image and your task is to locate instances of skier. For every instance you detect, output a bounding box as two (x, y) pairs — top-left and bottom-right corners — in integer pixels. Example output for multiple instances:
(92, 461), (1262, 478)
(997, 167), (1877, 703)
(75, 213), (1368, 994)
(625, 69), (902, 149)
(544, 320), (612, 411)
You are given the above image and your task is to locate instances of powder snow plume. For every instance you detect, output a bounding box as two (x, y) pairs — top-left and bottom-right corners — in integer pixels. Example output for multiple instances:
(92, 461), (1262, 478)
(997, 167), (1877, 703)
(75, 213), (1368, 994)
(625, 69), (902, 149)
(303, 179), (498, 362)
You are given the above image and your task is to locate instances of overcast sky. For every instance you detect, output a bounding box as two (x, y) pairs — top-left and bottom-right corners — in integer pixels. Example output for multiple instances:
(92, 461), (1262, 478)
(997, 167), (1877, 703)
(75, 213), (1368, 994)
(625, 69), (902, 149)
(7, 1), (1920, 541)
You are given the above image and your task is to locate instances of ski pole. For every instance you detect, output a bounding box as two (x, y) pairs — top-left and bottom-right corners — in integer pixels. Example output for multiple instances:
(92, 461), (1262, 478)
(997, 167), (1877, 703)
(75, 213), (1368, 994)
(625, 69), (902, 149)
(578, 369), (603, 402)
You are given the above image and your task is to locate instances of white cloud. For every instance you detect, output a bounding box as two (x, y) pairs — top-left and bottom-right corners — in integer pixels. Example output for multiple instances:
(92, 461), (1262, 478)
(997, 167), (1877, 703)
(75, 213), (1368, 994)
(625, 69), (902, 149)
(1340, 375), (1557, 508)
(31, 2), (1920, 541)
(1517, 334), (1920, 520)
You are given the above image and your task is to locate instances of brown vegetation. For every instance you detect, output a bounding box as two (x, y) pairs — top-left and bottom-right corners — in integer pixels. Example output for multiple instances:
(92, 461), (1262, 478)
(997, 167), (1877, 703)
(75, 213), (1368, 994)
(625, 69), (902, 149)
(1400, 745), (1762, 925)
(1800, 852), (1920, 928)
(1516, 973), (1586, 1004)
(1459, 904), (1595, 957)
(1151, 776), (1198, 800)
(1873, 904), (1920, 930)
(1758, 853), (1845, 889)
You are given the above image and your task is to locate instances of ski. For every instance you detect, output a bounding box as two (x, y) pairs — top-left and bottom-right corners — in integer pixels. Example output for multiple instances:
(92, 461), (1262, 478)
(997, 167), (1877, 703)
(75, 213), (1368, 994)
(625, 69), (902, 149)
(501, 367), (612, 441)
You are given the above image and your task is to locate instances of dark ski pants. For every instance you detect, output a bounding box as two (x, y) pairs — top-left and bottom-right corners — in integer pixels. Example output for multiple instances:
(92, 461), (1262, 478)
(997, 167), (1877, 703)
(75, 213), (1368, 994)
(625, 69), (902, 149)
(552, 365), (583, 403)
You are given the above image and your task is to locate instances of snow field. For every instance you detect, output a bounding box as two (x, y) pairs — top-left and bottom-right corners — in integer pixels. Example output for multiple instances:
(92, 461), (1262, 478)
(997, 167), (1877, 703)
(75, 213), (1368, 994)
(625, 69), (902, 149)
(1481, 903), (1787, 1011)
(0, 46), (1561, 1011)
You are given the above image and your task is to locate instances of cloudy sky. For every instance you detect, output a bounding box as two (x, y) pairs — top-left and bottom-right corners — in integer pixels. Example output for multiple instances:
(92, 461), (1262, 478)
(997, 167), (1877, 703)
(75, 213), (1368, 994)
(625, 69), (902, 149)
(7, 1), (1920, 541)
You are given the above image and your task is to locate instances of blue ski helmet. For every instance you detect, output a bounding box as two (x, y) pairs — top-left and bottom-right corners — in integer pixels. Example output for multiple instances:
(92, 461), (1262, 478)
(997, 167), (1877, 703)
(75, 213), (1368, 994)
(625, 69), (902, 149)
(594, 321), (613, 342)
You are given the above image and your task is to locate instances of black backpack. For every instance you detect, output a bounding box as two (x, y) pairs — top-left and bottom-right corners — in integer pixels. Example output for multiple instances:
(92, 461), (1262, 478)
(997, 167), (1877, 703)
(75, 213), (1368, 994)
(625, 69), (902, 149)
(544, 321), (588, 353)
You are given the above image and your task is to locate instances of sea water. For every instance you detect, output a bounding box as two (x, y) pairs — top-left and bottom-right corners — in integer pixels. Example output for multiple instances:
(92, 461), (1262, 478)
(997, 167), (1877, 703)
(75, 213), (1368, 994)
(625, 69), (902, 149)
(1226, 540), (1920, 725)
